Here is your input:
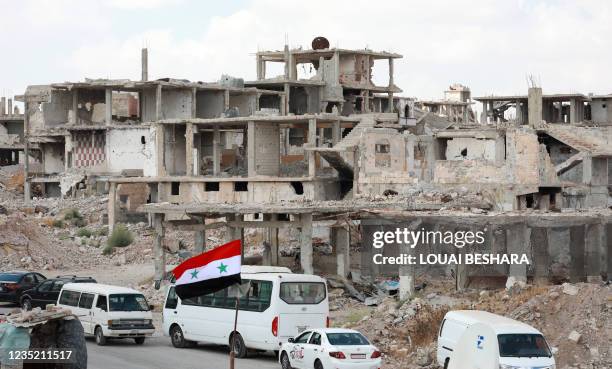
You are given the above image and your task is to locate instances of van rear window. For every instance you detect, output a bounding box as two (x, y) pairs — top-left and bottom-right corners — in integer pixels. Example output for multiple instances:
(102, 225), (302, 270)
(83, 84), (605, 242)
(280, 282), (326, 305)
(498, 334), (552, 358)
(59, 290), (81, 306)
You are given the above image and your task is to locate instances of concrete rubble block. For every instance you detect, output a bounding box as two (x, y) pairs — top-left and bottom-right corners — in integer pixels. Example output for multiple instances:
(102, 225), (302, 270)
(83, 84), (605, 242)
(567, 330), (581, 343)
(562, 282), (579, 296)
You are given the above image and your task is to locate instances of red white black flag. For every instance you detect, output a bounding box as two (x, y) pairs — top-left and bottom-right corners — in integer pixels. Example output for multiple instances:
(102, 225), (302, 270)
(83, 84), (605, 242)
(172, 240), (242, 300)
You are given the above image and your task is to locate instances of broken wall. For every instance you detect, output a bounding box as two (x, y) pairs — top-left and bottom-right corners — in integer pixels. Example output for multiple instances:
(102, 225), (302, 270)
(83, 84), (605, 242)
(107, 128), (153, 173)
(196, 90), (225, 118)
(162, 89), (192, 119)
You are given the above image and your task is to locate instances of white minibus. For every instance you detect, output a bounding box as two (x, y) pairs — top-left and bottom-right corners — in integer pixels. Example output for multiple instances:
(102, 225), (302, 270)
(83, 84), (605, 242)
(57, 283), (155, 346)
(162, 266), (329, 358)
(438, 310), (555, 369)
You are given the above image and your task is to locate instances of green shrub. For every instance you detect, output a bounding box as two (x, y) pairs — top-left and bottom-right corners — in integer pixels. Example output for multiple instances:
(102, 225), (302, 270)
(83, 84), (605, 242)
(77, 228), (93, 238)
(63, 208), (83, 220)
(72, 218), (87, 228)
(96, 227), (109, 236)
(102, 244), (114, 255)
(106, 224), (134, 248)
(52, 219), (65, 228)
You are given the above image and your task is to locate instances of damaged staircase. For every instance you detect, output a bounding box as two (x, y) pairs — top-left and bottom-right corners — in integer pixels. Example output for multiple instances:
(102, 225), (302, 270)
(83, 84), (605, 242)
(544, 125), (612, 175)
(312, 116), (376, 179)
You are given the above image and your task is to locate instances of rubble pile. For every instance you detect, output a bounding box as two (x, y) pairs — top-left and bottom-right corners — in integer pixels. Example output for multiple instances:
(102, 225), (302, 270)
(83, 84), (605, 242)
(329, 278), (610, 369)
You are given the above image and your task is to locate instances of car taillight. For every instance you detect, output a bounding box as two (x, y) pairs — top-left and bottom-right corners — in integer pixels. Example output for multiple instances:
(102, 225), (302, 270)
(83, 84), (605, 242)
(326, 316), (330, 328)
(271, 316), (278, 337)
(371, 350), (382, 358)
(329, 351), (346, 359)
(4, 283), (18, 291)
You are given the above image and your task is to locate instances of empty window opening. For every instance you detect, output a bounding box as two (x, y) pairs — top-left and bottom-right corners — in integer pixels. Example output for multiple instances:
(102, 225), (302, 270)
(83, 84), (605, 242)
(140, 136), (146, 145)
(525, 194), (535, 209)
(234, 181), (248, 192)
(205, 182), (219, 192)
(254, 213), (260, 220)
(277, 213), (290, 221)
(290, 181), (304, 195)
(460, 148), (468, 157)
(119, 195), (128, 204)
(171, 182), (180, 196)
(375, 143), (390, 154)
(288, 128), (305, 147)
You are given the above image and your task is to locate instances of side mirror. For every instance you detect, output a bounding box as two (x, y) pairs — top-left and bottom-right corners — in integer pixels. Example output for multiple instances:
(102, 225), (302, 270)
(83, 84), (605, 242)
(288, 338), (295, 343)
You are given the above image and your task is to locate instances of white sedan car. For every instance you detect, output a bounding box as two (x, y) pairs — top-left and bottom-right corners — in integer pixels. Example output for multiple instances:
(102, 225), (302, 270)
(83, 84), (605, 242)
(279, 328), (382, 369)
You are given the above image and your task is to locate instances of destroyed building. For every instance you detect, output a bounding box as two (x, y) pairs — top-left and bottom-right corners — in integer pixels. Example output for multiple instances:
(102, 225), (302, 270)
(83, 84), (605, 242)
(16, 38), (611, 297)
(0, 96), (25, 166)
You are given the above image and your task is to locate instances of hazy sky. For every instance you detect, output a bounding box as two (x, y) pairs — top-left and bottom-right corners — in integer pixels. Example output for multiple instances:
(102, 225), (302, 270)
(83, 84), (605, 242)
(2, 0), (612, 108)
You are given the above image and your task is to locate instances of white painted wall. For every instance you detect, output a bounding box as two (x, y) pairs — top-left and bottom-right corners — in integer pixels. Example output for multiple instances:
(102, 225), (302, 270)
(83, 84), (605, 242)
(445, 137), (497, 161)
(107, 128), (154, 173)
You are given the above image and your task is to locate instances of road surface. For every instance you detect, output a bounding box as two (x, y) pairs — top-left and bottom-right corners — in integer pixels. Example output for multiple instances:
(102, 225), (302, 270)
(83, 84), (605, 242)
(87, 337), (279, 369)
(2, 305), (278, 369)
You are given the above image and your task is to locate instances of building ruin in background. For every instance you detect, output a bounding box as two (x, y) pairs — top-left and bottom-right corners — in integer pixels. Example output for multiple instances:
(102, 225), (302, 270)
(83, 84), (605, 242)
(13, 38), (611, 296)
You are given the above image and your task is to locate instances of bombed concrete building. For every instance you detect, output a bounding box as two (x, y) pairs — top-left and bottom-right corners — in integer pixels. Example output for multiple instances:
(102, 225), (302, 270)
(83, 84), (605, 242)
(18, 39), (611, 296)
(0, 96), (25, 166)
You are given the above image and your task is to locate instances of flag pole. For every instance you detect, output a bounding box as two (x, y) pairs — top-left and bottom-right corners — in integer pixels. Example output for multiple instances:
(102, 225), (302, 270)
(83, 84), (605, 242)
(229, 296), (239, 369)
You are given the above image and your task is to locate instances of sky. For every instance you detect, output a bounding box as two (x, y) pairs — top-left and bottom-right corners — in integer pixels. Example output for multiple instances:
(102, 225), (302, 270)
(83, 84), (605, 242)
(2, 0), (612, 110)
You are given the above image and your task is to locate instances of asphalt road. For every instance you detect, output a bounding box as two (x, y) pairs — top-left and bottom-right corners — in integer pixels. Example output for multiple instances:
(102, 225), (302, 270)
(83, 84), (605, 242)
(2, 304), (278, 369)
(87, 336), (280, 369)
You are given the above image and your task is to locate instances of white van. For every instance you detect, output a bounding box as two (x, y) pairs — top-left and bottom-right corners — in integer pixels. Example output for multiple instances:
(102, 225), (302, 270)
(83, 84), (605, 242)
(162, 266), (329, 358)
(437, 310), (555, 369)
(57, 283), (155, 346)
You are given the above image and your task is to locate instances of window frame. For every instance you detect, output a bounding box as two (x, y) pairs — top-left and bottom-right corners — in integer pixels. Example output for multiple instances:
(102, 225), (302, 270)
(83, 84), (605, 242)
(78, 293), (95, 309)
(279, 282), (327, 305)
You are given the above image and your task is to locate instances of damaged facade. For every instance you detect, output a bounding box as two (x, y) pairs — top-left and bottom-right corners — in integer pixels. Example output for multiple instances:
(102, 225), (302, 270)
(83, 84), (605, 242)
(18, 40), (611, 296)
(0, 96), (25, 166)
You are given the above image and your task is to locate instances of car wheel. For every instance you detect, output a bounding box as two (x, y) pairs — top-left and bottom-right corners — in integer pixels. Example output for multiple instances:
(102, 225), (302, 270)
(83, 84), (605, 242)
(95, 326), (107, 346)
(280, 352), (292, 369)
(21, 298), (32, 311)
(134, 337), (145, 345)
(170, 325), (188, 348)
(231, 333), (247, 358)
(314, 359), (324, 369)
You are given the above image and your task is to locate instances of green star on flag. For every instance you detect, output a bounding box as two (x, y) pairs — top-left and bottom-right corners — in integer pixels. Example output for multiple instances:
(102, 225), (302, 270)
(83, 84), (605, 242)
(217, 262), (228, 273)
(190, 269), (199, 279)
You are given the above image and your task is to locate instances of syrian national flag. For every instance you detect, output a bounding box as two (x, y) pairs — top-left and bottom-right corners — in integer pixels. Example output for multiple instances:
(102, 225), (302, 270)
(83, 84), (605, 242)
(172, 240), (242, 300)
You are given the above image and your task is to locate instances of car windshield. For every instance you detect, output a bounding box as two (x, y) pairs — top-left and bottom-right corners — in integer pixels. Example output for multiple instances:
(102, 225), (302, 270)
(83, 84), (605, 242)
(498, 334), (552, 358)
(0, 273), (22, 282)
(280, 282), (326, 304)
(108, 294), (149, 312)
(326, 332), (370, 346)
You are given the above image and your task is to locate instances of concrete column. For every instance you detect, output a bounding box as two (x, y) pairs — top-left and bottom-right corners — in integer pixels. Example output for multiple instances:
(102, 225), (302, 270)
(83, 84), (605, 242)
(283, 83), (290, 114)
(153, 213), (166, 287)
(155, 84), (162, 121)
(185, 123), (194, 176)
(531, 227), (549, 284)
(108, 182), (117, 233)
(528, 87), (543, 127)
(331, 120), (341, 145)
(0, 97), (5, 115)
(191, 88), (197, 118)
(569, 225), (586, 282)
(247, 121), (255, 176)
(71, 89), (78, 124)
(585, 223), (603, 282)
(155, 124), (166, 176)
(481, 101), (489, 124)
(333, 226), (350, 277)
(213, 125), (221, 175)
(194, 216), (206, 254)
(256, 55), (263, 80)
(141, 48), (148, 82)
(224, 90), (230, 111)
(515, 100), (521, 124)
(308, 118), (317, 177)
(7, 99), (12, 117)
(105, 88), (112, 125)
(263, 214), (279, 266)
(300, 213), (314, 274)
(506, 223), (528, 283)
(570, 98), (576, 124)
(23, 101), (31, 204)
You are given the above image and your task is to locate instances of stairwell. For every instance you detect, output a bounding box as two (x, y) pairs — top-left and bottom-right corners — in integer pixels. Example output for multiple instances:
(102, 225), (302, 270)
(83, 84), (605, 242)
(545, 125), (612, 156)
